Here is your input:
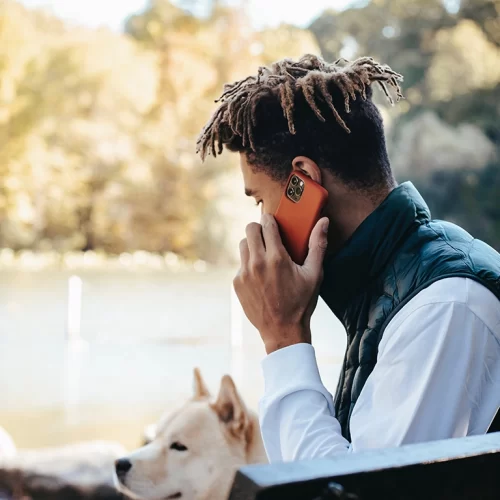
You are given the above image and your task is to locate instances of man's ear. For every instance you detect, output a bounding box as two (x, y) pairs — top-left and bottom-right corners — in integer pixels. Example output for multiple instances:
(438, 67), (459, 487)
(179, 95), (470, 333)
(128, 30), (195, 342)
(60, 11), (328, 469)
(292, 156), (322, 185)
(211, 374), (249, 438)
(193, 367), (211, 399)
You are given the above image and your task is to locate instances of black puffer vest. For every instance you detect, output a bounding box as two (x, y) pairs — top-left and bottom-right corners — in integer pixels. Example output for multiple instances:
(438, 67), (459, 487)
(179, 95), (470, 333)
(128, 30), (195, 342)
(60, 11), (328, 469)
(320, 182), (500, 441)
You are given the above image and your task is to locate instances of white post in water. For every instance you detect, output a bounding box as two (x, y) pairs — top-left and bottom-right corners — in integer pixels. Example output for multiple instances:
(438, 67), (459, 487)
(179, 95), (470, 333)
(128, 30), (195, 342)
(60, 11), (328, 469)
(66, 275), (82, 342)
(230, 285), (244, 388)
(64, 275), (85, 424)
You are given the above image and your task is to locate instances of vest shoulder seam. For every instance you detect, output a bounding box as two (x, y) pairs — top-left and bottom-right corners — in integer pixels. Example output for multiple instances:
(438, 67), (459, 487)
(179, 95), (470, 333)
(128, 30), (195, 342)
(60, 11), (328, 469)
(376, 273), (498, 349)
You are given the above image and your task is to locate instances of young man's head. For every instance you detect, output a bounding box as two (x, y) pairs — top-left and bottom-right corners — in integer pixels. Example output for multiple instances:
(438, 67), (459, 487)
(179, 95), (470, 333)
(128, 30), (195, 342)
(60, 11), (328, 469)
(197, 54), (403, 246)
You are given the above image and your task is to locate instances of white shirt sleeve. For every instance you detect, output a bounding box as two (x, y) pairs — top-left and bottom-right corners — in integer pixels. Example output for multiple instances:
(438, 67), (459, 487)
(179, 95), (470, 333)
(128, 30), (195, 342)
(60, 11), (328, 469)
(258, 278), (500, 462)
(259, 343), (350, 461)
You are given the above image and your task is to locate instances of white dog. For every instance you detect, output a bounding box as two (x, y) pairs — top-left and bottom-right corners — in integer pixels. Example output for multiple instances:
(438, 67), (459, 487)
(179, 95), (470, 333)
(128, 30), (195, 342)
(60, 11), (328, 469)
(114, 369), (267, 500)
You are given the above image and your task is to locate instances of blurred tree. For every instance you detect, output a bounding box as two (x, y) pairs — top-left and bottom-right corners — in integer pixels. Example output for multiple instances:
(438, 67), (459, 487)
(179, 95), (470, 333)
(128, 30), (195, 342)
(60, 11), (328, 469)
(416, 162), (500, 249)
(123, 0), (246, 261)
(310, 0), (457, 107)
(0, 0), (320, 261)
(8, 0), (498, 257)
(460, 0), (500, 46)
(123, 0), (318, 263)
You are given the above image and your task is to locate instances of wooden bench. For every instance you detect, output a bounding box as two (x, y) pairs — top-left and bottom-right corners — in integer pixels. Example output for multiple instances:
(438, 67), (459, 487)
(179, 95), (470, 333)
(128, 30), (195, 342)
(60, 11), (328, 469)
(230, 432), (500, 499)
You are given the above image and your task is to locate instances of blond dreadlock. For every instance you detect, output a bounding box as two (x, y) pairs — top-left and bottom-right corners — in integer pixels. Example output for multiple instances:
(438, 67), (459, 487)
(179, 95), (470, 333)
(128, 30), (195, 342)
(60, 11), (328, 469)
(196, 54), (403, 161)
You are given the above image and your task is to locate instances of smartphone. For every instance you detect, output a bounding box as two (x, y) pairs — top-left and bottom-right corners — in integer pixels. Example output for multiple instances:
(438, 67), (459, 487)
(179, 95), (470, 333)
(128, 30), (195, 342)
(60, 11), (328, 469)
(274, 171), (328, 265)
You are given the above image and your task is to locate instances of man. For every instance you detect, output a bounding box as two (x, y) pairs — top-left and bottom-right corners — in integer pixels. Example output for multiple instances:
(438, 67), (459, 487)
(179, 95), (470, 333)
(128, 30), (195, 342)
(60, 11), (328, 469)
(197, 54), (500, 462)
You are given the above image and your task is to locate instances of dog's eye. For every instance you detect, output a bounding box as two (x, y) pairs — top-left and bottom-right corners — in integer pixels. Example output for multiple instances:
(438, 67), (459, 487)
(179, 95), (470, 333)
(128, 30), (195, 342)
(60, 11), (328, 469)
(170, 441), (188, 452)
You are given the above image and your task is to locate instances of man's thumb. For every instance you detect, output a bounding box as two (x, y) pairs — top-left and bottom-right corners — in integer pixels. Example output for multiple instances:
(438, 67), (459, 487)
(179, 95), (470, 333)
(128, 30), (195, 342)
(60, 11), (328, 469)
(303, 217), (329, 274)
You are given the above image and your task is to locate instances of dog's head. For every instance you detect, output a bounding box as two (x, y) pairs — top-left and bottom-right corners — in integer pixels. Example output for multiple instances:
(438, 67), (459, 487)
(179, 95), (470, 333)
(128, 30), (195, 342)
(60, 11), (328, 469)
(114, 368), (265, 500)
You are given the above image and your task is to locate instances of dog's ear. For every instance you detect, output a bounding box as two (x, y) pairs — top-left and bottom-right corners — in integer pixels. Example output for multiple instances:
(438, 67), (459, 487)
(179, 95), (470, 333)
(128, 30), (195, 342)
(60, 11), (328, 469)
(142, 423), (157, 445)
(211, 374), (249, 438)
(193, 367), (211, 399)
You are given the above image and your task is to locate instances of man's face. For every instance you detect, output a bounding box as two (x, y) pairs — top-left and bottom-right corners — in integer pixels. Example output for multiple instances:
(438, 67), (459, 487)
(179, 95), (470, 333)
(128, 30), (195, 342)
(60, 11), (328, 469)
(239, 154), (286, 215)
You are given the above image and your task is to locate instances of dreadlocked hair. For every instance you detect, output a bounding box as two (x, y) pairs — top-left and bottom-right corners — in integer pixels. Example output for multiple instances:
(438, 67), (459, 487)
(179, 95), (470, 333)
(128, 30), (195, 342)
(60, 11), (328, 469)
(197, 54), (404, 188)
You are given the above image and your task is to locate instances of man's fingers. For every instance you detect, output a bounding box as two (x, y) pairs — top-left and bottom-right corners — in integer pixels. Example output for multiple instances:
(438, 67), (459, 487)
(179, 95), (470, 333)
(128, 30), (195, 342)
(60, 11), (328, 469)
(239, 237), (250, 266)
(303, 217), (329, 276)
(260, 214), (286, 257)
(235, 237), (250, 287)
(245, 222), (265, 257)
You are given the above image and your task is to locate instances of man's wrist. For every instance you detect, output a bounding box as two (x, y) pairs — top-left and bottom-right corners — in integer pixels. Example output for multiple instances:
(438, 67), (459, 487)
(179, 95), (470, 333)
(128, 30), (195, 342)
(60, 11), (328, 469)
(262, 326), (311, 354)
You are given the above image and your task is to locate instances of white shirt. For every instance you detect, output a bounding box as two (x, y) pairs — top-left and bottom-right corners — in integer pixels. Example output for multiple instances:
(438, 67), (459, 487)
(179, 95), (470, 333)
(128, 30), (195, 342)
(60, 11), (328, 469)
(259, 277), (500, 462)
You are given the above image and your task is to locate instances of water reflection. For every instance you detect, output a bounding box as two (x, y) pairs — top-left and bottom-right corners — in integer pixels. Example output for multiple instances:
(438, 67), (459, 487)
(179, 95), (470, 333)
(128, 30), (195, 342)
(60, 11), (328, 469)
(0, 269), (345, 450)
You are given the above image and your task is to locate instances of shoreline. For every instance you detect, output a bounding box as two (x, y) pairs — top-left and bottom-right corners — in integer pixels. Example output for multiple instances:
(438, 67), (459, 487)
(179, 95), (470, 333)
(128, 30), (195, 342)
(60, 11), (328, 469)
(0, 248), (233, 273)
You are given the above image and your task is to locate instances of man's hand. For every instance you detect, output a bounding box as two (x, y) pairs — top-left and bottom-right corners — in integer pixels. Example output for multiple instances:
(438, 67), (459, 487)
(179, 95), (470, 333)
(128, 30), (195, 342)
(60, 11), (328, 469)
(233, 213), (329, 354)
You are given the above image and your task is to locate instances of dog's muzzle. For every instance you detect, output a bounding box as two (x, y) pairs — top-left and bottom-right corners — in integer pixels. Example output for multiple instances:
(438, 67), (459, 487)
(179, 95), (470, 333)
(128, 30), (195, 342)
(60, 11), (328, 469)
(115, 457), (133, 482)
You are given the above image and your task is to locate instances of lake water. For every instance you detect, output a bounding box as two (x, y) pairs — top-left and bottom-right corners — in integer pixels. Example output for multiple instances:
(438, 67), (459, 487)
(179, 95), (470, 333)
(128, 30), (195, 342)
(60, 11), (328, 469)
(0, 268), (346, 451)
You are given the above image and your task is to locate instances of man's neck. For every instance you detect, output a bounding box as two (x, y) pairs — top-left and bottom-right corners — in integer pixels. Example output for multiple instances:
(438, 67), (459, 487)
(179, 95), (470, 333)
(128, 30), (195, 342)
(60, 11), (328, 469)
(323, 180), (395, 254)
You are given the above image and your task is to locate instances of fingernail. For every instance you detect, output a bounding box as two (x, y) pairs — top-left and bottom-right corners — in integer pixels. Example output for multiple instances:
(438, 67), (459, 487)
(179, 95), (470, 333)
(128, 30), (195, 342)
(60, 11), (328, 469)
(261, 213), (268, 227)
(323, 218), (329, 234)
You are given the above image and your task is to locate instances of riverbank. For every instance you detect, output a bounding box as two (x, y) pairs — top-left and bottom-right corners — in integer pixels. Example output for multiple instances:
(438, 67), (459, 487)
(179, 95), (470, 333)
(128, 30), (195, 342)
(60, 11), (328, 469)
(0, 248), (210, 273)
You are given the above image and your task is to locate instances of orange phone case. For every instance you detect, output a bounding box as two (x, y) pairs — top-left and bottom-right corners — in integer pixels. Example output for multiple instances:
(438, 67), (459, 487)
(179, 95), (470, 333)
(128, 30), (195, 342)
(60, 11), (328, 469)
(274, 171), (328, 265)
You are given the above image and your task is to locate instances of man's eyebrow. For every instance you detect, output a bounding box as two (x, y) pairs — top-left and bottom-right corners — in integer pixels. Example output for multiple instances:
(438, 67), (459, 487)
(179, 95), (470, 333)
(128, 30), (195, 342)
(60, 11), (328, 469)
(245, 188), (257, 197)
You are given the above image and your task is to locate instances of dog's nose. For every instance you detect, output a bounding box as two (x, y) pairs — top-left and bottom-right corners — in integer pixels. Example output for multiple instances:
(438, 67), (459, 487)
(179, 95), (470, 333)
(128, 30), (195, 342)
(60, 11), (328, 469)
(115, 458), (132, 478)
